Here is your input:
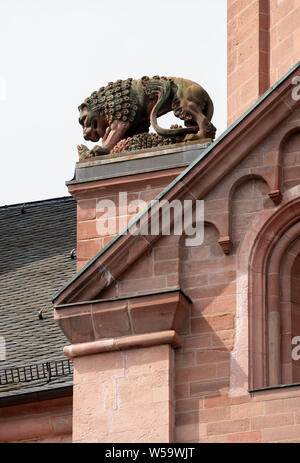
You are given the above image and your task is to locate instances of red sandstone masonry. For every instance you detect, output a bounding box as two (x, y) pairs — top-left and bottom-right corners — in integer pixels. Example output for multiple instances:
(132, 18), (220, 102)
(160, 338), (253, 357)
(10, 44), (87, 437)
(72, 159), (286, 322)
(98, 117), (300, 442)
(227, 0), (300, 126)
(252, 413), (294, 430)
(173, 117), (300, 441)
(269, 0), (300, 84)
(227, 0), (268, 125)
(173, 389), (300, 442)
(74, 171), (183, 270)
(227, 431), (261, 443)
(72, 345), (175, 443)
(57, 55), (300, 443)
(0, 397), (72, 443)
(191, 313), (235, 334)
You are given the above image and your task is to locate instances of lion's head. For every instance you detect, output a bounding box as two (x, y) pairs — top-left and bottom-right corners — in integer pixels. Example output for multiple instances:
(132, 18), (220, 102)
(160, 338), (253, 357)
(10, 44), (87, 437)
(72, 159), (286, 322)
(78, 78), (138, 142)
(78, 98), (104, 142)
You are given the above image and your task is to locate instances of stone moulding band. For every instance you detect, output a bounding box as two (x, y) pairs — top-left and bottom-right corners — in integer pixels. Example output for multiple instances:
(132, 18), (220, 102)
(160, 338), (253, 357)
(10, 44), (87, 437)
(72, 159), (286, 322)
(63, 329), (181, 360)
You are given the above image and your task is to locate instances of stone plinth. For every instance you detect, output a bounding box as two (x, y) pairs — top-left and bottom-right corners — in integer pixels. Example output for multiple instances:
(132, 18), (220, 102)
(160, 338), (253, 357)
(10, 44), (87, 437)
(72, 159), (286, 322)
(54, 289), (190, 442)
(71, 345), (174, 443)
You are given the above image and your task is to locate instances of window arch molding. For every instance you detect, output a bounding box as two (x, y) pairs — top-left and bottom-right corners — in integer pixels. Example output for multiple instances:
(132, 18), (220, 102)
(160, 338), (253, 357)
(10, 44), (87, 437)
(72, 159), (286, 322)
(230, 186), (300, 394)
(248, 193), (300, 389)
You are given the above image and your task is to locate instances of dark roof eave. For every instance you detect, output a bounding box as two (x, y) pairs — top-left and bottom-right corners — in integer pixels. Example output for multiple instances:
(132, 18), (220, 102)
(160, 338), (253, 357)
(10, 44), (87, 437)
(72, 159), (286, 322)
(0, 384), (73, 408)
(0, 195), (73, 210)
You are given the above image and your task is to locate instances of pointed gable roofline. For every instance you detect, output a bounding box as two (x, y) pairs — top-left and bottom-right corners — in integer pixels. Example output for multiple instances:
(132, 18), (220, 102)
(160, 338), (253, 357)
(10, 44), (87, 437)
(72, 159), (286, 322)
(52, 62), (300, 306)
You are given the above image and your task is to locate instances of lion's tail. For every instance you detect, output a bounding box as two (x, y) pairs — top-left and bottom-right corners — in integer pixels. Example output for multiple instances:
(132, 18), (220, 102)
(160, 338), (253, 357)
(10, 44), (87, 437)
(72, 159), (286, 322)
(149, 79), (197, 137)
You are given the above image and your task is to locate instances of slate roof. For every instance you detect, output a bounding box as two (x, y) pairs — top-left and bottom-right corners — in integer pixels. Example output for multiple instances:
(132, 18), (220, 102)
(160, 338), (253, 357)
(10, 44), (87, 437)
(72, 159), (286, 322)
(0, 196), (76, 398)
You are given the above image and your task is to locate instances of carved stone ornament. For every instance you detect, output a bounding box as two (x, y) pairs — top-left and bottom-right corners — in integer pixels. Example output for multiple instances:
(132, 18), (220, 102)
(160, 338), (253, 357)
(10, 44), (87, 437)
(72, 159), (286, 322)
(77, 76), (216, 160)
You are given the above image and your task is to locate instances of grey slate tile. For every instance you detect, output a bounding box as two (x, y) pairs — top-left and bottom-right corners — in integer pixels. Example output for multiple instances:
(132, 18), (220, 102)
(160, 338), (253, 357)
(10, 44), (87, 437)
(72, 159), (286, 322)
(0, 197), (76, 397)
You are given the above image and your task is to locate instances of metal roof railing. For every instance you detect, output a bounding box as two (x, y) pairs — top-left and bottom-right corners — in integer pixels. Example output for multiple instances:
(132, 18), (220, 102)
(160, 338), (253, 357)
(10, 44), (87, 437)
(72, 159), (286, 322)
(0, 359), (73, 386)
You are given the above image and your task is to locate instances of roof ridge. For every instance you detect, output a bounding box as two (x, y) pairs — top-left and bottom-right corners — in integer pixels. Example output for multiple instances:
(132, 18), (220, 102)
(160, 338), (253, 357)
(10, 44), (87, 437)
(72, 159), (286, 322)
(0, 195), (74, 210)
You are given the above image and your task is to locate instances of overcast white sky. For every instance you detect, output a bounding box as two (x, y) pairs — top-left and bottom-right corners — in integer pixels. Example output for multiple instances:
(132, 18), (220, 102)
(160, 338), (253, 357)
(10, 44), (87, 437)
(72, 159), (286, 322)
(0, 0), (227, 206)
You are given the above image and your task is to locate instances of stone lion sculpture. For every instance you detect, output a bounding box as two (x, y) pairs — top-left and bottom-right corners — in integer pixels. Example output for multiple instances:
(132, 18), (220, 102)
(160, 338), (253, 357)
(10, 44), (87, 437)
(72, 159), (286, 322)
(78, 75), (216, 156)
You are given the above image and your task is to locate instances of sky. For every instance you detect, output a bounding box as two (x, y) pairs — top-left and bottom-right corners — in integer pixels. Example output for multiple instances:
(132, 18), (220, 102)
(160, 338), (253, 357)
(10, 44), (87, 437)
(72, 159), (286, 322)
(0, 0), (227, 206)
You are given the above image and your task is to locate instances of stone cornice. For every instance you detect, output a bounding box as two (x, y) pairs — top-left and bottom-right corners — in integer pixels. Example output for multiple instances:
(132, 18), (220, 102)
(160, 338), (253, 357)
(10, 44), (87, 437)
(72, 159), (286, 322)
(63, 330), (181, 360)
(54, 289), (190, 348)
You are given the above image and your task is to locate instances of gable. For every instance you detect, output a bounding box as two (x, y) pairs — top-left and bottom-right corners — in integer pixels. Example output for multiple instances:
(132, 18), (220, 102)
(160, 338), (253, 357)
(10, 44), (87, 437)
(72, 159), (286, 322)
(52, 62), (300, 307)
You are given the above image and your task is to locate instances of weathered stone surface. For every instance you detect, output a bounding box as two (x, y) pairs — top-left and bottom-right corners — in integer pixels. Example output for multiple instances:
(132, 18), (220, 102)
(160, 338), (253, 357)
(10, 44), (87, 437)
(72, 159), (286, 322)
(78, 76), (216, 156)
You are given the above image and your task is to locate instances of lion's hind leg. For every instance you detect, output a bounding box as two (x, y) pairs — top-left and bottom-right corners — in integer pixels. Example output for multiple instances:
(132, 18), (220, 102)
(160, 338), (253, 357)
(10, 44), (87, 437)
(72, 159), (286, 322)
(185, 101), (216, 141)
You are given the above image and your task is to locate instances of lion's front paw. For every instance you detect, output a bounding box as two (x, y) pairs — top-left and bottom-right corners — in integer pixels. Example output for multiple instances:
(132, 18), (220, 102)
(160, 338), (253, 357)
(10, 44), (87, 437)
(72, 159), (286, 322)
(77, 144), (91, 161)
(89, 145), (109, 157)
